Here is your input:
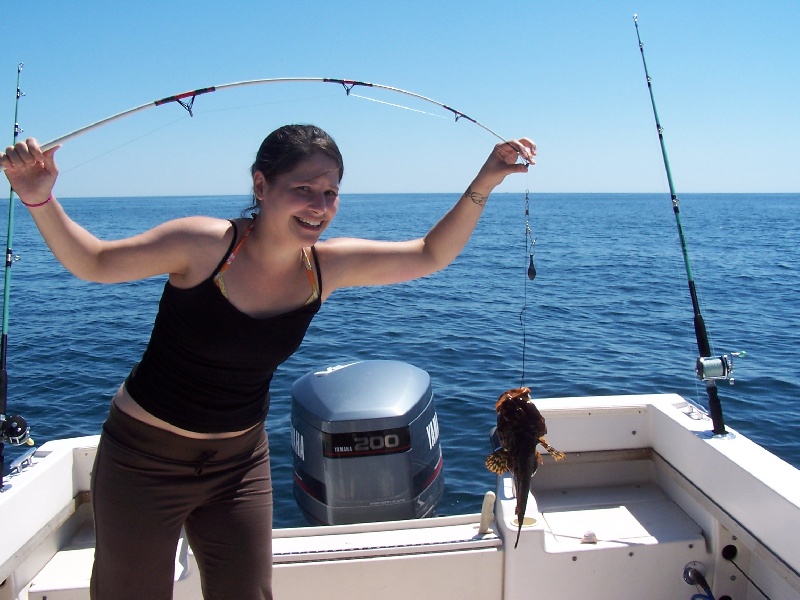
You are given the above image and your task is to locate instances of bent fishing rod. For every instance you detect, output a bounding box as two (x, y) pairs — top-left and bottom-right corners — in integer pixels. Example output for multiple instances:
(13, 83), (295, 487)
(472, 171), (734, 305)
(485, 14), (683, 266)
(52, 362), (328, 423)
(633, 14), (741, 436)
(2, 64), (34, 488)
(0, 77), (514, 168)
(0, 74), (533, 372)
(0, 76), (534, 444)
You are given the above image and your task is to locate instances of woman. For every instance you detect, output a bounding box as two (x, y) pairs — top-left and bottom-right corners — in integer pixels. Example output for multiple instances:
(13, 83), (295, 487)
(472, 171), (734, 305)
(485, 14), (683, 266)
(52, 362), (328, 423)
(2, 125), (536, 599)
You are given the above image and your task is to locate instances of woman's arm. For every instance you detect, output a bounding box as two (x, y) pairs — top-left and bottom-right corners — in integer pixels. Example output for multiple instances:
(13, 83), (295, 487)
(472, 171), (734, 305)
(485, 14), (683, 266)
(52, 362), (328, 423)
(1, 138), (224, 284)
(319, 138), (536, 292)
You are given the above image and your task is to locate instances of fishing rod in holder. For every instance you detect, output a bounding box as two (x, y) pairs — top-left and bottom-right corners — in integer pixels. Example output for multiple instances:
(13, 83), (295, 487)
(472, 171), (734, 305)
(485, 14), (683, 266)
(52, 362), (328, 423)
(1, 63), (34, 488)
(633, 15), (743, 436)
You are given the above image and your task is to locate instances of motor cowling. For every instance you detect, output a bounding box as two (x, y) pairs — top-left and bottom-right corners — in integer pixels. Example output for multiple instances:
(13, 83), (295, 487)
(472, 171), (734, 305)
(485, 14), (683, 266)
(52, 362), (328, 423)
(291, 360), (444, 525)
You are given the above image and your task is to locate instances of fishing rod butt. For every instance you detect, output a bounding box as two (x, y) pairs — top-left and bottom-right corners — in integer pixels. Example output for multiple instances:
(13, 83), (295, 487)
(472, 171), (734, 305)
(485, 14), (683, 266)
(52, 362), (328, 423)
(705, 384), (728, 436)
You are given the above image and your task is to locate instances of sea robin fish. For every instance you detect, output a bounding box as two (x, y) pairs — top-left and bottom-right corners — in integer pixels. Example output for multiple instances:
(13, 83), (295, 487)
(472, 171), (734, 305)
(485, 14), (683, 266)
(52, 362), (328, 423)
(485, 387), (565, 548)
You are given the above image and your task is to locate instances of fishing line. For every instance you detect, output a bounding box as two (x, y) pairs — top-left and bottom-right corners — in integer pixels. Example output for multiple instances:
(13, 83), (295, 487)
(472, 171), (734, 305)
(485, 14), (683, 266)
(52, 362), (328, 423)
(348, 94), (449, 119)
(198, 92), (340, 114)
(519, 186), (536, 387)
(62, 93), (344, 174)
(60, 114), (187, 174)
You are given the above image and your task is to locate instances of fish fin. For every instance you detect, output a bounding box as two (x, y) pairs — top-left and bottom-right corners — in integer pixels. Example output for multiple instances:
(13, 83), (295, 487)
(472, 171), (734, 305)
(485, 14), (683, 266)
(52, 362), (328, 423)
(485, 450), (510, 474)
(511, 455), (535, 550)
(539, 436), (566, 461)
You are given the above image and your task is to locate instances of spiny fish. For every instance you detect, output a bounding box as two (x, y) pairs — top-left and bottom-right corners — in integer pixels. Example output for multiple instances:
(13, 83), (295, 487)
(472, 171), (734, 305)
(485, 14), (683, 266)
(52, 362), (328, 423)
(485, 387), (565, 548)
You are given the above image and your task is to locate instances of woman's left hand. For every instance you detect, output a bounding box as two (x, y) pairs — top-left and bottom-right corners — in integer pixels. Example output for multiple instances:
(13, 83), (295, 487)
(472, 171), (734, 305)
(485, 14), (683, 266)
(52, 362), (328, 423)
(472, 138), (537, 191)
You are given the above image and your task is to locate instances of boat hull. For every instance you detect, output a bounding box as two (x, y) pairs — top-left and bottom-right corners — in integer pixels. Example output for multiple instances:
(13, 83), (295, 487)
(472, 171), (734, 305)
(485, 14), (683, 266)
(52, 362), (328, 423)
(2, 394), (799, 599)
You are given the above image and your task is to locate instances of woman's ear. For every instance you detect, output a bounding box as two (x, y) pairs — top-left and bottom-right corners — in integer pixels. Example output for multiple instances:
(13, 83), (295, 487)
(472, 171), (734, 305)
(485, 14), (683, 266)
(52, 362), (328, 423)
(253, 170), (266, 201)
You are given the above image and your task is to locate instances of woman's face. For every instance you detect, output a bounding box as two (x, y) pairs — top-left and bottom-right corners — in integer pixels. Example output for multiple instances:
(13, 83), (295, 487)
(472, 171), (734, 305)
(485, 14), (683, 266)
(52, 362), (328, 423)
(254, 152), (341, 245)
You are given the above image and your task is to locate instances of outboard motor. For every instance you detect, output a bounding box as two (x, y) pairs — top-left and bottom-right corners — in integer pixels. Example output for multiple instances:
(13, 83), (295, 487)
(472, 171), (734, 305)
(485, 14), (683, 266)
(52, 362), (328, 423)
(291, 360), (444, 526)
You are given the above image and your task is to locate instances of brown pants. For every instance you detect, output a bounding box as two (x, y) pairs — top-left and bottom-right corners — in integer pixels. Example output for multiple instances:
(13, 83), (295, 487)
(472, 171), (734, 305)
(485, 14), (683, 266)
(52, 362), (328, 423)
(90, 404), (273, 599)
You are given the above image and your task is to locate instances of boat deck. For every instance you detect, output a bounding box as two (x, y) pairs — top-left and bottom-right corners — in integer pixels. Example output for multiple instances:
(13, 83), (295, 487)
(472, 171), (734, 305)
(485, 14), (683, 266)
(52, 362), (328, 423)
(5, 395), (800, 600)
(25, 505), (505, 600)
(24, 452), (707, 599)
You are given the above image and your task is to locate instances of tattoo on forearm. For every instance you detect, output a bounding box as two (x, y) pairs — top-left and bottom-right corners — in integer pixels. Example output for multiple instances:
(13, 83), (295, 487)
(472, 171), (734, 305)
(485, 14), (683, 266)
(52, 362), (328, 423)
(463, 186), (487, 206)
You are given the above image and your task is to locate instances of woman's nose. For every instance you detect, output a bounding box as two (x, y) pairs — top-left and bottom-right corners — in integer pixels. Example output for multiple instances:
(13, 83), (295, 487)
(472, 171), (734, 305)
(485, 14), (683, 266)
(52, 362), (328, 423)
(309, 193), (327, 214)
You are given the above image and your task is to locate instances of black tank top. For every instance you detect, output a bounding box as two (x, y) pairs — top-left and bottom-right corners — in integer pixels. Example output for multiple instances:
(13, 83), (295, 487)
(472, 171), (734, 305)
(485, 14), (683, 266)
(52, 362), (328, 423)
(125, 222), (322, 433)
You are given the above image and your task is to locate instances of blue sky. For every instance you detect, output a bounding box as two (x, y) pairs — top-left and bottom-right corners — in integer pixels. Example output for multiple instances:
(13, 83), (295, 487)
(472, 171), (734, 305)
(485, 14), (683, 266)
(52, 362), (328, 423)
(2, 0), (797, 197)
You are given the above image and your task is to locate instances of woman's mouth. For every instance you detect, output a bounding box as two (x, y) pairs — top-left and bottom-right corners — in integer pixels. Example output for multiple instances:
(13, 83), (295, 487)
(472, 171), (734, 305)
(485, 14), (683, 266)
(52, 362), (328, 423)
(295, 216), (323, 229)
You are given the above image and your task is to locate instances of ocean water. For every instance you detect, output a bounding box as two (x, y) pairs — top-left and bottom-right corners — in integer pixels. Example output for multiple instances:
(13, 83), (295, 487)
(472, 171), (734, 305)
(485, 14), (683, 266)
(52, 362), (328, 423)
(2, 192), (799, 528)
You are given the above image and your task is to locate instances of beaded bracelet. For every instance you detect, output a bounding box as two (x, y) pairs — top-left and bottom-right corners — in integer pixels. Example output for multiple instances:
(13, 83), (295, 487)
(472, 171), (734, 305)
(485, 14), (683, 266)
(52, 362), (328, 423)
(20, 194), (53, 208)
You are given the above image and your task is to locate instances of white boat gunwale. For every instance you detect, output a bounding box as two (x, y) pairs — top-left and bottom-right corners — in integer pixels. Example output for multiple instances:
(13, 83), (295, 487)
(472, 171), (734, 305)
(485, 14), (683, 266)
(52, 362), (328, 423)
(2, 393), (799, 600)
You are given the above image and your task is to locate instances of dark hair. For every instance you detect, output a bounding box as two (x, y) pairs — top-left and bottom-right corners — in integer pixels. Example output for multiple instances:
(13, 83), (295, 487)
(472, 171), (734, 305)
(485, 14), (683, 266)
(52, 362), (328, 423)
(243, 124), (344, 215)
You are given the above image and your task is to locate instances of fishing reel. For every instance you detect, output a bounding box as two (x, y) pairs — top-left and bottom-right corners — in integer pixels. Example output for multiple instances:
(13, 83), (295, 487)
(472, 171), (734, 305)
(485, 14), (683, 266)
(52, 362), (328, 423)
(696, 352), (745, 384)
(1, 413), (33, 446)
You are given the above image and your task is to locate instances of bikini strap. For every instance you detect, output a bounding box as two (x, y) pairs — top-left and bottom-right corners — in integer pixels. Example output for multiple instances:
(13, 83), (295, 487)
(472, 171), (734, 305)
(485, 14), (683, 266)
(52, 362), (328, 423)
(215, 219), (255, 278)
(210, 220), (239, 278)
(310, 246), (323, 295)
(213, 219), (255, 298)
(302, 246), (322, 303)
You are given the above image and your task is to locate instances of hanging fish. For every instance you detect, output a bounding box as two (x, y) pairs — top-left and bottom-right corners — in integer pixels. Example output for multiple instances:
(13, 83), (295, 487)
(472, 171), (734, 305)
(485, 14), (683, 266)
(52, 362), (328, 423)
(485, 387), (564, 548)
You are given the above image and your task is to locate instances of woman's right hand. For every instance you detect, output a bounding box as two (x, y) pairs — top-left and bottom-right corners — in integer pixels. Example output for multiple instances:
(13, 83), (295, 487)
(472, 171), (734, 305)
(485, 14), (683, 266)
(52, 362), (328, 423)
(1, 138), (60, 207)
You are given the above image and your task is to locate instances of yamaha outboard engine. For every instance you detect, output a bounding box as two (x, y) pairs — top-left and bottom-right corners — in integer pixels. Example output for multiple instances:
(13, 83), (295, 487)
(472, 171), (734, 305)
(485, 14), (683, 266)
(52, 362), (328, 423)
(291, 360), (444, 525)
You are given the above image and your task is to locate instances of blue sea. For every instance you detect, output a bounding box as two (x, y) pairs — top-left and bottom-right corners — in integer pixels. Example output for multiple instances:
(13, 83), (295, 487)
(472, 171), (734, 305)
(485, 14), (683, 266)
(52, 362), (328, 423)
(2, 192), (799, 528)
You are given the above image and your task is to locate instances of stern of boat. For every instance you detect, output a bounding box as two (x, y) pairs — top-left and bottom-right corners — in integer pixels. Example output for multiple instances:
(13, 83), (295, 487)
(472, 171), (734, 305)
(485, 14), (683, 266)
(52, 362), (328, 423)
(494, 393), (800, 600)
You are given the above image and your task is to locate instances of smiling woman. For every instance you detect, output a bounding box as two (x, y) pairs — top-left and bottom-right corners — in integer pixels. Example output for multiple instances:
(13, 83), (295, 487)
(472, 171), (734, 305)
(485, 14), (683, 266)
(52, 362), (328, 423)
(0, 123), (535, 600)
(251, 126), (343, 249)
